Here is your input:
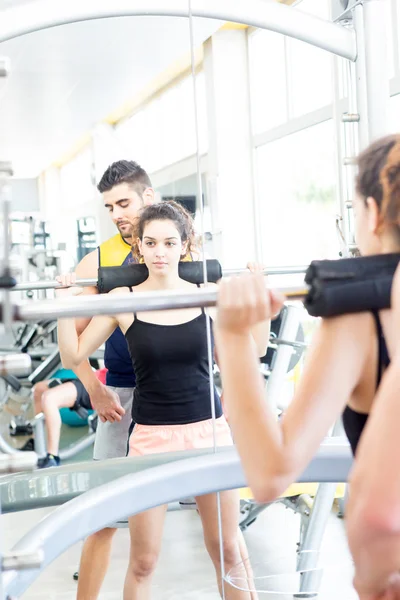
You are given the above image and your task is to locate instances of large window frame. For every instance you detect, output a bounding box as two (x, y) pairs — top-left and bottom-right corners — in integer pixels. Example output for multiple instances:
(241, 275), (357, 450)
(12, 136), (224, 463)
(248, 0), (400, 266)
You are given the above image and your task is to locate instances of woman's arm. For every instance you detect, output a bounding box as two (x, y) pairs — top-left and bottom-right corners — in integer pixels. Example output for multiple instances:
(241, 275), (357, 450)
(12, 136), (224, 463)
(58, 313), (118, 369)
(56, 279), (120, 368)
(208, 276), (270, 357)
(249, 320), (271, 358)
(346, 264), (400, 600)
(246, 262), (271, 357)
(214, 273), (368, 503)
(346, 357), (400, 600)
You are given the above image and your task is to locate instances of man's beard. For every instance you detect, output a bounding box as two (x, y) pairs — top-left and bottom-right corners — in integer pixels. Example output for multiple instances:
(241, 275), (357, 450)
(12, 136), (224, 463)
(117, 224), (133, 240)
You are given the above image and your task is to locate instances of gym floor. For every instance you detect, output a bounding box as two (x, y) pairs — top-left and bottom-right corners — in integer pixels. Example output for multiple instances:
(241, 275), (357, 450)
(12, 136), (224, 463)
(0, 417), (356, 599)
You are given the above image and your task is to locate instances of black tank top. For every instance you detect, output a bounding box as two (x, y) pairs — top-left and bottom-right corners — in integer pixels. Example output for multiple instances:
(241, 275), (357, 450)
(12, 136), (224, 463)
(342, 311), (390, 455)
(124, 287), (222, 425)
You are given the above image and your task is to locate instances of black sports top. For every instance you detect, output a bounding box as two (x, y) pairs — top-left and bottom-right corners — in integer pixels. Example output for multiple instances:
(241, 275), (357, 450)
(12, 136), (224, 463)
(124, 287), (222, 425)
(342, 311), (390, 455)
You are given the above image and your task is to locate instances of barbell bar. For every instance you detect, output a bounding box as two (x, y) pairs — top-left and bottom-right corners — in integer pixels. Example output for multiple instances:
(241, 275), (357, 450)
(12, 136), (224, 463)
(11, 266), (307, 293)
(12, 278), (97, 292)
(1, 284), (309, 322)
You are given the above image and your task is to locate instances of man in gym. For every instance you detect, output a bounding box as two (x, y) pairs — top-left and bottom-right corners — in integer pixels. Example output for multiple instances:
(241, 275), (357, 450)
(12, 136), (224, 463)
(72, 160), (155, 599)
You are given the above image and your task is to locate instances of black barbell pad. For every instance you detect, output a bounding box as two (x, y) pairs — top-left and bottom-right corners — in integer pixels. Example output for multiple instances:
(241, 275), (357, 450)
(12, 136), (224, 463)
(304, 254), (400, 317)
(305, 275), (393, 317)
(97, 260), (223, 294)
(305, 253), (400, 286)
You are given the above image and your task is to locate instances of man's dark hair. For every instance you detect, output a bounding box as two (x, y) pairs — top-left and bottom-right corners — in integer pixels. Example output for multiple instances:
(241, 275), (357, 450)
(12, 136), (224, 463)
(97, 160), (152, 195)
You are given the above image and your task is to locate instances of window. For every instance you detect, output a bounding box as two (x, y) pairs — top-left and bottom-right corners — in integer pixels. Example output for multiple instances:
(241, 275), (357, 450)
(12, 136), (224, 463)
(386, 0), (395, 78)
(249, 0), (334, 132)
(256, 120), (339, 266)
(390, 93), (400, 129)
(115, 72), (207, 174)
(248, 30), (287, 135)
(296, 0), (330, 19)
(60, 148), (94, 208)
(286, 38), (333, 117)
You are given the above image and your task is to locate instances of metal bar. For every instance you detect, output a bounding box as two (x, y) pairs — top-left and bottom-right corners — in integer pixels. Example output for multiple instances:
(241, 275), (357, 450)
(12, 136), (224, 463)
(11, 278), (97, 292)
(33, 414), (47, 459)
(224, 266), (308, 276)
(2, 550), (43, 572)
(0, 0), (356, 60)
(3, 440), (352, 597)
(297, 483), (338, 594)
(342, 113), (360, 122)
(353, 4), (370, 150)
(362, 0), (391, 141)
(0, 170), (13, 334)
(11, 267), (307, 292)
(58, 432), (95, 461)
(0, 453), (37, 473)
(0, 354), (31, 377)
(267, 305), (303, 412)
(6, 284), (308, 322)
(270, 337), (307, 350)
(0, 57), (10, 78)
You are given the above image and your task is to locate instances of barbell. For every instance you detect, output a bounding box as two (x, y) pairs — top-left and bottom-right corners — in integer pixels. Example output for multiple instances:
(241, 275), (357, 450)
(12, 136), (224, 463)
(1, 285), (307, 322)
(11, 262), (307, 293)
(1, 253), (399, 322)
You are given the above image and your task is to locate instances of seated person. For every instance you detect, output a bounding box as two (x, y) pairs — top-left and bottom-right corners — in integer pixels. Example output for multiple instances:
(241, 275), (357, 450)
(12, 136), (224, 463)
(21, 368), (106, 468)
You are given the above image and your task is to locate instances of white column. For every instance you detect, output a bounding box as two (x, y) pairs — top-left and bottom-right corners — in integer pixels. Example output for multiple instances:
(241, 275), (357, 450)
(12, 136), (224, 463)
(353, 0), (391, 148)
(91, 124), (124, 242)
(363, 0), (391, 142)
(204, 29), (257, 268)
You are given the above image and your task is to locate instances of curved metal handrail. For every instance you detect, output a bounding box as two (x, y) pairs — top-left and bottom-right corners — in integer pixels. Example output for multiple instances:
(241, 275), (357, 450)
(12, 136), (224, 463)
(4, 440), (352, 597)
(0, 0), (356, 60)
(0, 447), (230, 513)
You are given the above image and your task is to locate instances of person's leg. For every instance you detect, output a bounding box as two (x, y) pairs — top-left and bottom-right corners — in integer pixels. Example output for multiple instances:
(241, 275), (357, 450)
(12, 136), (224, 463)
(32, 380), (50, 415)
(76, 387), (134, 599)
(41, 382), (78, 455)
(77, 528), (117, 600)
(196, 490), (252, 599)
(123, 505), (168, 600)
(237, 528), (258, 600)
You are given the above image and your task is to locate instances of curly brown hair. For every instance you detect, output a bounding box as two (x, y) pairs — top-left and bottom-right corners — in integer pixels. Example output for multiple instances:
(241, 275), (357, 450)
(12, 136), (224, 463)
(356, 134), (400, 233)
(131, 201), (197, 261)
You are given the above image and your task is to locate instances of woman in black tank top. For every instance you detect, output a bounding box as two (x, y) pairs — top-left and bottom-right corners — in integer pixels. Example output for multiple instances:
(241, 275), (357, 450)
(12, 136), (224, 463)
(57, 201), (270, 599)
(214, 135), (400, 599)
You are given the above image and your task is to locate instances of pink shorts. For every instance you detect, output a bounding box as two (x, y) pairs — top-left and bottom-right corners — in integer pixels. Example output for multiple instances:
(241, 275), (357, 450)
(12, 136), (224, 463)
(128, 416), (233, 456)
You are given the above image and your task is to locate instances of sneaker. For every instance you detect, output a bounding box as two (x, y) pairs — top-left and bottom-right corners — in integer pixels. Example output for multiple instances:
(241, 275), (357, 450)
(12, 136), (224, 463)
(37, 454), (60, 469)
(19, 437), (35, 451)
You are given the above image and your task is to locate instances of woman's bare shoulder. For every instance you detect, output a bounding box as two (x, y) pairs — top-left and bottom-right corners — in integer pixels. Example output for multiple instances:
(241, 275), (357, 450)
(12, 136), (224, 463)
(108, 286), (131, 295)
(319, 311), (376, 346)
(199, 282), (217, 289)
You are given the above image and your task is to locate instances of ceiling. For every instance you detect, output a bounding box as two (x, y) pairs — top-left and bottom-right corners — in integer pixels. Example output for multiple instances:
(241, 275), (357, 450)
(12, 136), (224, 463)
(0, 6), (222, 178)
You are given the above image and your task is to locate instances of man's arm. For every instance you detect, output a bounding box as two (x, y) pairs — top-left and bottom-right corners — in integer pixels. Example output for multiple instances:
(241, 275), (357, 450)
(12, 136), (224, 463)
(71, 251), (125, 423)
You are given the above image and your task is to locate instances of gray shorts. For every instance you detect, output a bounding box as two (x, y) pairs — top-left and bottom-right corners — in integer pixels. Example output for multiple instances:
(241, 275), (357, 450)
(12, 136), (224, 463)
(93, 387), (134, 460)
